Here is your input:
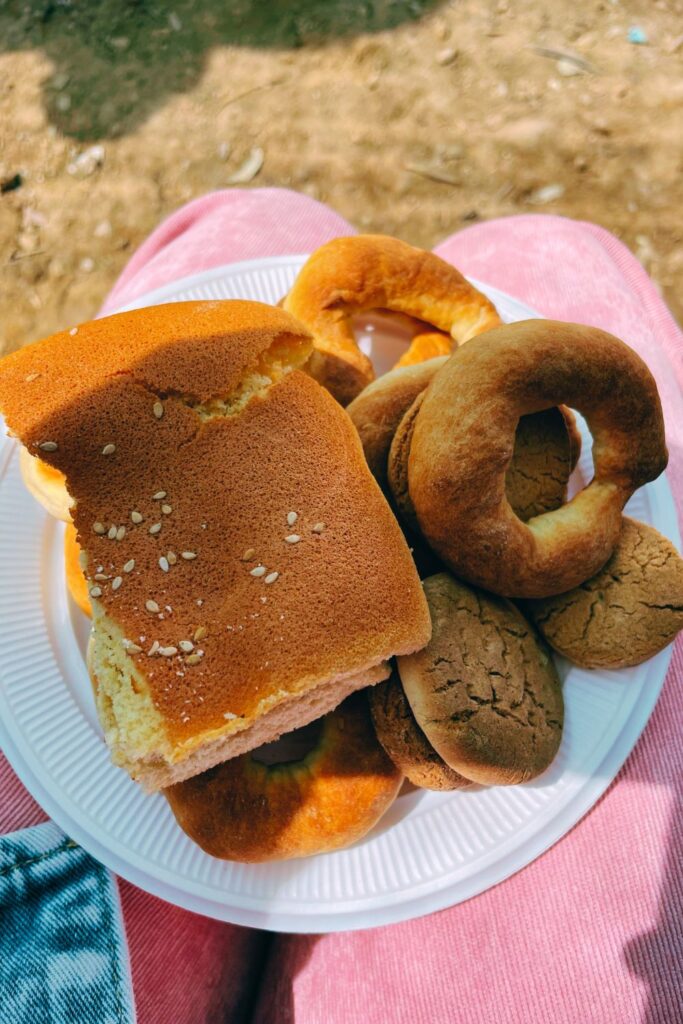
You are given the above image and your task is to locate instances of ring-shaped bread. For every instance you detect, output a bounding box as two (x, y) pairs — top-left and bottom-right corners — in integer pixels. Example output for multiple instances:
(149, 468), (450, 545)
(407, 320), (667, 598)
(284, 235), (501, 405)
(165, 692), (403, 862)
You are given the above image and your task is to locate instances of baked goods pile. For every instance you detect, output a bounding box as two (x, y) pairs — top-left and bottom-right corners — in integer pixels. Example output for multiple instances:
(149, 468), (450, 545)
(0, 235), (681, 863)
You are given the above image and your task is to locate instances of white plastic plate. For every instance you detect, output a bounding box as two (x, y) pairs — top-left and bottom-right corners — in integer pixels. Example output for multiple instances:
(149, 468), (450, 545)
(0, 255), (678, 933)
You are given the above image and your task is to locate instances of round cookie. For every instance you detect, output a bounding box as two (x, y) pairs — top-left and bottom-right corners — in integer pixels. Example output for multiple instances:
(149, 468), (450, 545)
(369, 670), (471, 791)
(525, 517), (683, 669)
(397, 573), (564, 785)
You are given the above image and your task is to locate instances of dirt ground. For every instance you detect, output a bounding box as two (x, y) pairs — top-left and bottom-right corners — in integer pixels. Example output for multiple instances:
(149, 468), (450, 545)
(1, 0), (682, 354)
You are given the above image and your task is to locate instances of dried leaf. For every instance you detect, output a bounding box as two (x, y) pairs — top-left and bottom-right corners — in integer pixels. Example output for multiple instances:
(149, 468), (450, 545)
(405, 163), (460, 186)
(227, 148), (264, 185)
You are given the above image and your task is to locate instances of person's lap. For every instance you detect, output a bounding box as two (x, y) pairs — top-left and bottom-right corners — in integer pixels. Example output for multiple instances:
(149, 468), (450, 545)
(3, 188), (681, 1024)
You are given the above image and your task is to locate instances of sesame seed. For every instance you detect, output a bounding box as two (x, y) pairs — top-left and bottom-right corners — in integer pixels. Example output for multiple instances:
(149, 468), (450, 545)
(145, 600), (160, 613)
(123, 559), (135, 573)
(130, 511), (143, 524)
(107, 525), (117, 540)
(287, 511), (298, 526)
(94, 573), (108, 581)
(166, 551), (177, 565)
(112, 576), (123, 591)
(194, 625), (208, 642)
(181, 551), (197, 560)
(39, 441), (58, 452)
(312, 522), (325, 533)
(102, 444), (116, 456)
(250, 565), (266, 577)
(124, 641), (142, 655)
(78, 551), (88, 570)
(242, 548), (256, 561)
(69, 327), (78, 336)
(116, 526), (126, 541)
(159, 646), (178, 657)
(152, 491), (167, 501)
(90, 586), (102, 598)
(179, 640), (194, 653)
(147, 640), (160, 656)
(285, 534), (301, 544)
(186, 653), (203, 666)
(223, 711), (237, 720)
(93, 522), (106, 535)
(264, 571), (279, 585)
(161, 504), (172, 515)
(159, 556), (169, 573)
(153, 401), (164, 419)
(25, 372), (40, 383)
(149, 522), (162, 535)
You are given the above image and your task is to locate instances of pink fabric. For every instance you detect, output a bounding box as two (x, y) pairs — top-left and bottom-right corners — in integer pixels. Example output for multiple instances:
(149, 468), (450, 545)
(2, 189), (681, 1023)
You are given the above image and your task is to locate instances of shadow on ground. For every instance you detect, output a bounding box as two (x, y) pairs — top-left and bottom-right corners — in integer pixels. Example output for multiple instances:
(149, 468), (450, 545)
(0, 0), (439, 140)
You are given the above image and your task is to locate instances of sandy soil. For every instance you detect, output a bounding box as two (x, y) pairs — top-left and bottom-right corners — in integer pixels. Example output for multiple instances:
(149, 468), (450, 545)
(1, 0), (682, 354)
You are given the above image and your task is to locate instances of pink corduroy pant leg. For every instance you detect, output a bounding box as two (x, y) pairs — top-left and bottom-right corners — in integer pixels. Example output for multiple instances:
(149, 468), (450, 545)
(1, 189), (680, 1024)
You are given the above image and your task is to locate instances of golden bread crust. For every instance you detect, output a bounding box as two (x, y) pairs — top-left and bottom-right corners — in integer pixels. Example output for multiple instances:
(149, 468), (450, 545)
(525, 517), (683, 668)
(369, 670), (471, 791)
(0, 300), (431, 786)
(284, 235), (501, 404)
(347, 358), (448, 497)
(165, 692), (403, 861)
(409, 320), (667, 597)
(398, 574), (564, 785)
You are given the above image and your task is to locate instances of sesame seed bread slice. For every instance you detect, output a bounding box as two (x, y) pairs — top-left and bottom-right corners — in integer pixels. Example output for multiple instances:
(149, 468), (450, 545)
(0, 300), (431, 790)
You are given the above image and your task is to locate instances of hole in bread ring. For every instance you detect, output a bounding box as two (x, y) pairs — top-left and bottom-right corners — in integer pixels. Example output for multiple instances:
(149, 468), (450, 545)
(284, 235), (502, 405)
(407, 321), (668, 598)
(165, 692), (403, 862)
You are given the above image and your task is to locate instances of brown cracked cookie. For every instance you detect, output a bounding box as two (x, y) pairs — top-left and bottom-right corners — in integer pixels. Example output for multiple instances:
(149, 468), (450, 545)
(397, 574), (564, 785)
(525, 517), (683, 669)
(369, 670), (471, 791)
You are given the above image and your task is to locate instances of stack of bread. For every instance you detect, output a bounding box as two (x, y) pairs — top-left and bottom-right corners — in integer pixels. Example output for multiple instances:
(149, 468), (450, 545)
(0, 235), (680, 862)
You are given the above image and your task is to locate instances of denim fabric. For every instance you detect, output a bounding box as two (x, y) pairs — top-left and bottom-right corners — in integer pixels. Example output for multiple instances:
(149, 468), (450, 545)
(0, 822), (134, 1024)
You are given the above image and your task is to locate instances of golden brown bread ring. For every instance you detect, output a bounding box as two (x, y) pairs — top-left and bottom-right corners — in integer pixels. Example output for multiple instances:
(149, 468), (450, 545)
(165, 692), (403, 862)
(393, 330), (453, 369)
(524, 517), (683, 668)
(369, 670), (471, 791)
(283, 235), (502, 405)
(408, 320), (667, 598)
